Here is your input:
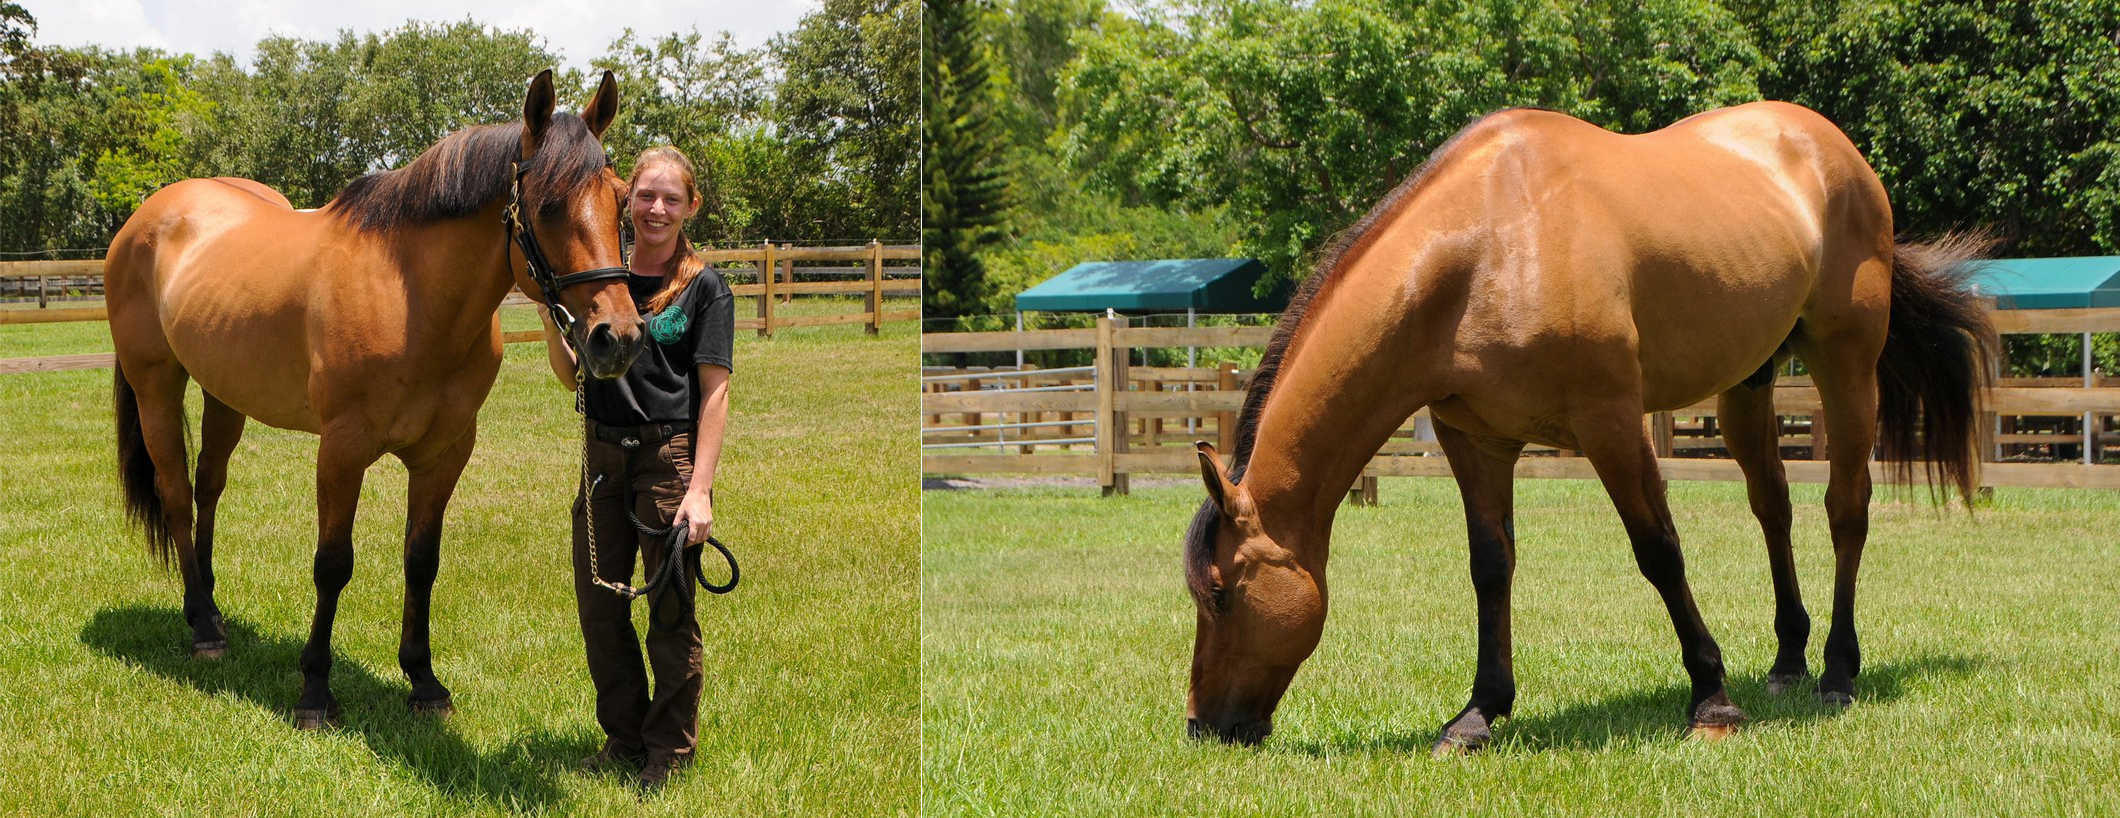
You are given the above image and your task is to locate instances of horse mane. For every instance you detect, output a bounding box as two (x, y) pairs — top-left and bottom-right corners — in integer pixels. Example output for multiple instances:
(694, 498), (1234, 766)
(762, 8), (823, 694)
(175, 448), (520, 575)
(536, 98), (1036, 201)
(324, 112), (608, 233)
(1184, 108), (1537, 614)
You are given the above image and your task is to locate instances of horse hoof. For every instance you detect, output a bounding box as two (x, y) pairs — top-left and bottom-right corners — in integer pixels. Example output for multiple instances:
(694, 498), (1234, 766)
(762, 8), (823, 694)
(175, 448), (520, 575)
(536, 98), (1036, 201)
(1687, 722), (1739, 742)
(1430, 735), (1483, 758)
(192, 641), (228, 661)
(292, 708), (340, 731)
(1764, 673), (1807, 696)
(409, 697), (455, 718)
(1817, 689), (1855, 709)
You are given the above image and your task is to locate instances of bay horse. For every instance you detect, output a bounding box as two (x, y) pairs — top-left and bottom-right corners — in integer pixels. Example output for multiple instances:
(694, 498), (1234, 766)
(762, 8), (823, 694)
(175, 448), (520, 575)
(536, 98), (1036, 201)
(1183, 102), (1995, 751)
(107, 69), (644, 729)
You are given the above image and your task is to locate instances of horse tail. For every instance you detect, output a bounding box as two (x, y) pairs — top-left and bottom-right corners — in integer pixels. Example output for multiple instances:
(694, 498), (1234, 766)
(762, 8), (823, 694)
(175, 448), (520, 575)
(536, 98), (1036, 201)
(114, 361), (177, 567)
(1876, 232), (1999, 501)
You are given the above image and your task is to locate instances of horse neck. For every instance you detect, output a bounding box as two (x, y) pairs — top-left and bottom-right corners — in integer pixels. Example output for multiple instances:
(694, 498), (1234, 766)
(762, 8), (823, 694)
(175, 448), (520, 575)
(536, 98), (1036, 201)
(1240, 265), (1439, 541)
(390, 202), (518, 344)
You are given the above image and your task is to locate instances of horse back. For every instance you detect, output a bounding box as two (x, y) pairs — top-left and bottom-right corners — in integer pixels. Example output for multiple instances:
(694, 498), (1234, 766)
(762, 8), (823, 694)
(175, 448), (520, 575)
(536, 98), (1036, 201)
(1435, 103), (1892, 410)
(106, 178), (339, 431)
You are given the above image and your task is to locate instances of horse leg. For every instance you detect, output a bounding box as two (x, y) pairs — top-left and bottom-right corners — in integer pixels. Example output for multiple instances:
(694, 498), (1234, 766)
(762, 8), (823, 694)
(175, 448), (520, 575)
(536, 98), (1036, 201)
(1430, 422), (1525, 756)
(396, 425), (476, 717)
(1717, 381), (1809, 693)
(188, 392), (247, 659)
(123, 361), (228, 657)
(294, 431), (376, 730)
(1795, 351), (1882, 708)
(1577, 413), (1745, 737)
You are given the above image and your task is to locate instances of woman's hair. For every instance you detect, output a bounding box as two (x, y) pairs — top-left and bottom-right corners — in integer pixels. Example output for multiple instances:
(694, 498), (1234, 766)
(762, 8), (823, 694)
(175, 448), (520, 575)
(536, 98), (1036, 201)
(631, 146), (709, 314)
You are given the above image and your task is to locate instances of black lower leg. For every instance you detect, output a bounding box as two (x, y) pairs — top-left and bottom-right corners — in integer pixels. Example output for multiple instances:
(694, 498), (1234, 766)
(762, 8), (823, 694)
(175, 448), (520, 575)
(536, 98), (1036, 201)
(295, 545), (352, 728)
(1818, 512), (1867, 704)
(400, 521), (453, 712)
(1629, 521), (1742, 728)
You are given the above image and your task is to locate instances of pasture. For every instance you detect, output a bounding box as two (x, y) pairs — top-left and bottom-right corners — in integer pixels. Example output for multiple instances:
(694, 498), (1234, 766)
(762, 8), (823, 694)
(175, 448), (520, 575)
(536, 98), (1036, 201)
(0, 300), (919, 817)
(923, 480), (2120, 816)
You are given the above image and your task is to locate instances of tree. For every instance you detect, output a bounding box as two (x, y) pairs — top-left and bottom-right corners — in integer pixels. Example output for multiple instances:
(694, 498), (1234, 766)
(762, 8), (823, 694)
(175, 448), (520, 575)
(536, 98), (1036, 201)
(923, 0), (1011, 321)
(1057, 0), (1767, 289)
(775, 0), (921, 242)
(181, 22), (562, 209)
(593, 28), (776, 243)
(1738, 0), (2120, 256)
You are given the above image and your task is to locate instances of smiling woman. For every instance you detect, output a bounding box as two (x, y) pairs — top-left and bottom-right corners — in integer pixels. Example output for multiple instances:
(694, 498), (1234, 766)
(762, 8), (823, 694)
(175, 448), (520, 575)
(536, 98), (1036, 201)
(536, 145), (739, 791)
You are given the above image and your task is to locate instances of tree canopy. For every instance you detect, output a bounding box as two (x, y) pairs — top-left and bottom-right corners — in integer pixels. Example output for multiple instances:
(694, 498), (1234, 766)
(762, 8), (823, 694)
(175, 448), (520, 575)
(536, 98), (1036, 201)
(956, 0), (2120, 317)
(0, 8), (918, 257)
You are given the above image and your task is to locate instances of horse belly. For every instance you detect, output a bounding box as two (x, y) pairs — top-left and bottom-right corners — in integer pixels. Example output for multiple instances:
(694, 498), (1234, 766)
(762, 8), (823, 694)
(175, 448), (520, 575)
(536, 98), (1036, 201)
(160, 271), (323, 432)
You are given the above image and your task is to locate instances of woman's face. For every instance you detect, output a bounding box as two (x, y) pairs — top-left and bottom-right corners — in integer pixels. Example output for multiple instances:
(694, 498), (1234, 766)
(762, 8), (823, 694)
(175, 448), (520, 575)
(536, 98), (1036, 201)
(628, 164), (695, 250)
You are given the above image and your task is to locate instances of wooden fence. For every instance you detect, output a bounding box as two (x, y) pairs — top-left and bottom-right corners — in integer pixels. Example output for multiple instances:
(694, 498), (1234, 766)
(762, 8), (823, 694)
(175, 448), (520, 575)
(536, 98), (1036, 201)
(922, 311), (2120, 496)
(0, 244), (919, 374)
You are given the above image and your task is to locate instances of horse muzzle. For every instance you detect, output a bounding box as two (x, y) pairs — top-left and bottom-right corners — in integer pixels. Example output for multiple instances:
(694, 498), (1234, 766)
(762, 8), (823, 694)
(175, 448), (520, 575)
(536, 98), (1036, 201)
(1187, 714), (1273, 746)
(579, 319), (645, 379)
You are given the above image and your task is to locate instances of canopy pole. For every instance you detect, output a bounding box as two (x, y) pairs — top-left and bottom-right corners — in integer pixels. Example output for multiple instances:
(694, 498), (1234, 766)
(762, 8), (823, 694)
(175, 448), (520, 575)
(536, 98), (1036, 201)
(1016, 311), (1025, 370)
(2086, 332), (2096, 465)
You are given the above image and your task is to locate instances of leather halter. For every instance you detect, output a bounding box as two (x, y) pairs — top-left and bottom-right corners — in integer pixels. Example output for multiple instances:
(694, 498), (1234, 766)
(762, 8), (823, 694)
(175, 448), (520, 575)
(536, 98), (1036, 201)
(503, 159), (628, 347)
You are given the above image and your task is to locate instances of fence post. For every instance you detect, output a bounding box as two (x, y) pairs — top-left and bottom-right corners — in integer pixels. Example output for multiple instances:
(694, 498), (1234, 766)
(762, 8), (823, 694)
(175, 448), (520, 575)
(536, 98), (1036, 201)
(758, 241), (776, 338)
(38, 276), (47, 309)
(1811, 411), (1828, 461)
(780, 245), (795, 304)
(1098, 314), (1131, 497)
(1651, 412), (1675, 458)
(867, 239), (883, 336)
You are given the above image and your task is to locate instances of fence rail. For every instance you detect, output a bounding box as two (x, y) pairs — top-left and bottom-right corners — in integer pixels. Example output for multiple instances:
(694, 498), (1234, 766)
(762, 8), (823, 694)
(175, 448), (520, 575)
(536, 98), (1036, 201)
(0, 244), (918, 375)
(922, 311), (2120, 496)
(0, 243), (918, 332)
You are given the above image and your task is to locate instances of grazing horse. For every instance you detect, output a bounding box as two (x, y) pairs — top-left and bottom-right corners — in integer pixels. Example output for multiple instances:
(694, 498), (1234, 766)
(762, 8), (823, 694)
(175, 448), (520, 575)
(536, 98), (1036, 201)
(1182, 102), (1994, 750)
(107, 70), (645, 729)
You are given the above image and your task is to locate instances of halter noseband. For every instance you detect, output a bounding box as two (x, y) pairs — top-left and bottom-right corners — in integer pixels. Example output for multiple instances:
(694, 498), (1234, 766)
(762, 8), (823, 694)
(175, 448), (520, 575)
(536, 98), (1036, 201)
(504, 160), (629, 348)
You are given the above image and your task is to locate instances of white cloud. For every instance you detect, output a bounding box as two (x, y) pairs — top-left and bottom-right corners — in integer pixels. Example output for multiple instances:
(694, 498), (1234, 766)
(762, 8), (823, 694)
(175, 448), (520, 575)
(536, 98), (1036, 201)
(21, 0), (819, 69)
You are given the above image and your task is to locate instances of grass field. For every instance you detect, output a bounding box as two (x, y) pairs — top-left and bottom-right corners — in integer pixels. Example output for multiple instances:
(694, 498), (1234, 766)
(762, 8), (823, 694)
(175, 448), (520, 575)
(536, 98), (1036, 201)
(923, 480), (2120, 817)
(0, 301), (918, 817)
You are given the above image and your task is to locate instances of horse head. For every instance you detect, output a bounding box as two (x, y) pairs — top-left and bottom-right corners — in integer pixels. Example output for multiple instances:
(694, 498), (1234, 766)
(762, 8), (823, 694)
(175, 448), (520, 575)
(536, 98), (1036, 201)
(1184, 442), (1327, 745)
(512, 68), (642, 380)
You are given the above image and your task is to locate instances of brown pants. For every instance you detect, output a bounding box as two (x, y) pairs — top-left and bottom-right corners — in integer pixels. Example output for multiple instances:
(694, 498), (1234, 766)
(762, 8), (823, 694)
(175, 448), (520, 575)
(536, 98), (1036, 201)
(573, 422), (703, 765)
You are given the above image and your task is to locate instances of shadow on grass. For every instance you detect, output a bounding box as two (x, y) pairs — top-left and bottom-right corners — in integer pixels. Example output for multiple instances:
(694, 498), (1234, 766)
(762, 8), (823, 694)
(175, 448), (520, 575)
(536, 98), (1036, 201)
(81, 604), (605, 812)
(1284, 653), (1985, 756)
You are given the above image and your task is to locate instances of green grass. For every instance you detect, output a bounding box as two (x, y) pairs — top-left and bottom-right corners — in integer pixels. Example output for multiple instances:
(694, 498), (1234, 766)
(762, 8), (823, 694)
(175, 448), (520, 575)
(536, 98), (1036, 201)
(0, 315), (918, 816)
(923, 480), (2120, 817)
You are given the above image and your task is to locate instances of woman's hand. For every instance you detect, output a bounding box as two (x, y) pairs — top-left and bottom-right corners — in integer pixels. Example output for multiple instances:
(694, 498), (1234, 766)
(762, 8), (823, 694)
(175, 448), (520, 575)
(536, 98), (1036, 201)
(670, 489), (713, 545)
(538, 309), (580, 390)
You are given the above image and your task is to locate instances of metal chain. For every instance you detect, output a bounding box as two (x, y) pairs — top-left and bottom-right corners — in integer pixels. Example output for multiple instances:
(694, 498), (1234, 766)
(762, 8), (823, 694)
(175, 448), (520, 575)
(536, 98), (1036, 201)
(577, 362), (633, 598)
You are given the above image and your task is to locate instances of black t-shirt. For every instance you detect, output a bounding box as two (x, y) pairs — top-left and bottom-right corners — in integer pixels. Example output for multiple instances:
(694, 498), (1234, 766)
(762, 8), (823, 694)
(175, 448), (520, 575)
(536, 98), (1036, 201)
(583, 269), (735, 425)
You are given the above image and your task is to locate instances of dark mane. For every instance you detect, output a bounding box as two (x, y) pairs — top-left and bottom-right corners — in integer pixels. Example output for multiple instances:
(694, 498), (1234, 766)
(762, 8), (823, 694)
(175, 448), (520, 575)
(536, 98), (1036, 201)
(1184, 109), (1533, 614)
(324, 113), (608, 232)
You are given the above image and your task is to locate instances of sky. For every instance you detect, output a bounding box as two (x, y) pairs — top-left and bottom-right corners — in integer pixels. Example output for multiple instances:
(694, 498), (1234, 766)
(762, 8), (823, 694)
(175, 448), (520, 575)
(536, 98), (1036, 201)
(21, 0), (820, 70)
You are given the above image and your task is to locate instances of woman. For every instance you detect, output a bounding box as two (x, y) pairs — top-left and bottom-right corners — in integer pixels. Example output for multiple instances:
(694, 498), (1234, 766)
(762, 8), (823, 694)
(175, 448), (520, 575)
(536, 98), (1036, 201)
(540, 145), (734, 791)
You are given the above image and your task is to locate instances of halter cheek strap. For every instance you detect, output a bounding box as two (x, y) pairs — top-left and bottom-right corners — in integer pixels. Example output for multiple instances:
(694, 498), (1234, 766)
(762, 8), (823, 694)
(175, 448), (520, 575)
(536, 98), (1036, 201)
(504, 160), (628, 347)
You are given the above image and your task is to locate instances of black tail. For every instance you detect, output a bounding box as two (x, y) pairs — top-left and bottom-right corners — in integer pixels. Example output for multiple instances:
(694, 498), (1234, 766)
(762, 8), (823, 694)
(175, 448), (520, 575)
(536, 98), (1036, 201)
(114, 362), (178, 567)
(1877, 232), (1999, 501)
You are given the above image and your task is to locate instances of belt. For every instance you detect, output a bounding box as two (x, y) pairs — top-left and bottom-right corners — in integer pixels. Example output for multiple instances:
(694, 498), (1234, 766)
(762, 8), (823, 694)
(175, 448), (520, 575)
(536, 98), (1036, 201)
(588, 419), (693, 449)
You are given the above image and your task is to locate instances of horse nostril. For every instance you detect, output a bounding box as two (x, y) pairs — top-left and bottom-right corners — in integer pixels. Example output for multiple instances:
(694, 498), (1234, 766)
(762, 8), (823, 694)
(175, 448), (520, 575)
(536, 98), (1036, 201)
(586, 323), (618, 359)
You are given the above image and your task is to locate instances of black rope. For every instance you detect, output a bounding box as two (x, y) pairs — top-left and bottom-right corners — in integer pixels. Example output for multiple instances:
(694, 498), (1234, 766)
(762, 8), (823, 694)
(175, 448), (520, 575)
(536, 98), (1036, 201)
(618, 511), (740, 635)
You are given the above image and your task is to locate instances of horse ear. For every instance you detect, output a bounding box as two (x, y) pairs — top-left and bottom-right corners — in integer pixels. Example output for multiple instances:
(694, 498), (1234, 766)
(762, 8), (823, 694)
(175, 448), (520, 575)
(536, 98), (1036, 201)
(581, 70), (619, 140)
(1195, 441), (1238, 510)
(521, 68), (557, 160)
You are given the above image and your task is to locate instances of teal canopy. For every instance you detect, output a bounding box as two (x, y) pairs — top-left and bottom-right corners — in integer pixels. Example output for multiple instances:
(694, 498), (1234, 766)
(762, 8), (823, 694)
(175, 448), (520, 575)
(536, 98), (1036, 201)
(1966, 257), (2120, 309)
(1014, 258), (1282, 313)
